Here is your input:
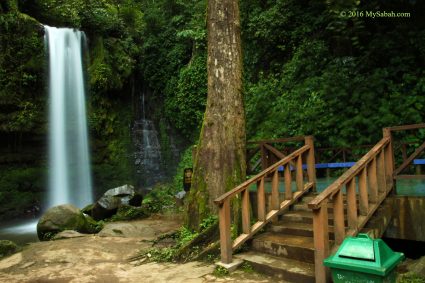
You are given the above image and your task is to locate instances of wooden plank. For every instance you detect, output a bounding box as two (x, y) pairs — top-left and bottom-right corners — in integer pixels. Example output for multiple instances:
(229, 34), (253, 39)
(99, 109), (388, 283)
(387, 123), (425, 132)
(218, 199), (232, 264)
(359, 167), (369, 216)
(305, 136), (317, 191)
(241, 189), (251, 234)
(313, 202), (330, 283)
(394, 141), (425, 176)
(308, 137), (389, 209)
(284, 164), (292, 200)
(232, 233), (249, 250)
(215, 145), (310, 204)
(368, 157), (378, 203)
(263, 143), (296, 168)
(257, 177), (266, 221)
(279, 199), (291, 209)
(333, 190), (345, 245)
(346, 178), (358, 230)
(296, 155), (304, 191)
(266, 210), (279, 220)
(248, 136), (307, 144)
(250, 221), (264, 233)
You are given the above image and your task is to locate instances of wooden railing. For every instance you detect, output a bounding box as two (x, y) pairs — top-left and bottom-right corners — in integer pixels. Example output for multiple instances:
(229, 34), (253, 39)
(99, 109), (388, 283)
(308, 129), (395, 283)
(389, 123), (425, 180)
(215, 136), (317, 265)
(247, 136), (306, 174)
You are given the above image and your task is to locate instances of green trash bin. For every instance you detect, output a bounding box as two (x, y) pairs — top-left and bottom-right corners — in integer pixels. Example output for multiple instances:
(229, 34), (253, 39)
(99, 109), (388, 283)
(324, 234), (404, 283)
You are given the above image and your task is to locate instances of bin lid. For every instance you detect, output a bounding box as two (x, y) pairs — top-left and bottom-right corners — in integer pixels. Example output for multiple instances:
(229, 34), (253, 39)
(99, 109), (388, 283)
(324, 234), (405, 276)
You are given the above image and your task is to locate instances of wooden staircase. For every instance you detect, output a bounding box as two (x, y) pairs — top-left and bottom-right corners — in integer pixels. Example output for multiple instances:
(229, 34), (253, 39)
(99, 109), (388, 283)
(214, 124), (425, 283)
(235, 192), (394, 282)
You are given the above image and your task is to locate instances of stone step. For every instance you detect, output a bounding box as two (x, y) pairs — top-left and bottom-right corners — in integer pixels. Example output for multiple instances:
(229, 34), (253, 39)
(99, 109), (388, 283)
(293, 202), (356, 213)
(280, 210), (347, 226)
(270, 221), (339, 240)
(252, 232), (315, 263)
(235, 251), (315, 283)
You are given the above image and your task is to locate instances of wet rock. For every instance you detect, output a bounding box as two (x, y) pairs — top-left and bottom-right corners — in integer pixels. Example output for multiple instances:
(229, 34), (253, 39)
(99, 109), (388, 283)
(0, 240), (19, 258)
(91, 185), (143, 220)
(37, 204), (96, 241)
(53, 230), (87, 240)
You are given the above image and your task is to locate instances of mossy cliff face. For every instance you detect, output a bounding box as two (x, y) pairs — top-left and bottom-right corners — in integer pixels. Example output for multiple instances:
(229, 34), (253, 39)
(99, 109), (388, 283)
(0, 1), (145, 218)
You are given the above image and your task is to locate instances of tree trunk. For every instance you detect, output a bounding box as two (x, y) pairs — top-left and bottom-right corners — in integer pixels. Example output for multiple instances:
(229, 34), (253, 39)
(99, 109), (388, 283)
(187, 0), (246, 230)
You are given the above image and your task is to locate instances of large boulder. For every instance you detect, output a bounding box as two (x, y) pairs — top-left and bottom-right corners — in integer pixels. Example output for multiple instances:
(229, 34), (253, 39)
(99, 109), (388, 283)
(91, 184), (143, 221)
(37, 204), (96, 241)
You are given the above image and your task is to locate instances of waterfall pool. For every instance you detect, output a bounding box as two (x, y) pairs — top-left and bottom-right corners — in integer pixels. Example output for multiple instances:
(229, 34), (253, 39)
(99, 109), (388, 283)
(0, 219), (38, 245)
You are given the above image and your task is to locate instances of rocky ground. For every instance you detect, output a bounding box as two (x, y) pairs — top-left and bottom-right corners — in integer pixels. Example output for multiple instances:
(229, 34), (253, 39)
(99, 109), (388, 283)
(0, 214), (277, 283)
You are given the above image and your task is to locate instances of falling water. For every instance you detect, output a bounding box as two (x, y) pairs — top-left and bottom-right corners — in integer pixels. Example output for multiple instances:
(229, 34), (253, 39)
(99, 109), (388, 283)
(45, 26), (93, 208)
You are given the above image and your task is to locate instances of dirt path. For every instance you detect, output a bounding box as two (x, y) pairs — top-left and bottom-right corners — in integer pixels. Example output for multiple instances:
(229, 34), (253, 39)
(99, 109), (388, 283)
(0, 215), (276, 283)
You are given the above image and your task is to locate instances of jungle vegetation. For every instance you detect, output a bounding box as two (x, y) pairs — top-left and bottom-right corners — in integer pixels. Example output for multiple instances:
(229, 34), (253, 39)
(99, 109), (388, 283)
(0, 0), (424, 220)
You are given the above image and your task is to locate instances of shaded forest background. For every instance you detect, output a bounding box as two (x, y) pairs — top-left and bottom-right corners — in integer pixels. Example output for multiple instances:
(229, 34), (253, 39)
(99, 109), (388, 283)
(0, 0), (424, 220)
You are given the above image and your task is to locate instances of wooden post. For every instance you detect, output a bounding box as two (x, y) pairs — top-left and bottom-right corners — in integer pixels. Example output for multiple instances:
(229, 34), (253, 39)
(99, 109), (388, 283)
(368, 158), (378, 203)
(241, 189), (251, 234)
(305, 136), (317, 191)
(333, 190), (345, 245)
(346, 179), (358, 231)
(377, 151), (386, 194)
(383, 128), (394, 189)
(284, 164), (292, 200)
(313, 201), (330, 283)
(359, 167), (369, 216)
(219, 199), (232, 264)
(257, 177), (266, 221)
(271, 169), (279, 222)
(296, 155), (304, 192)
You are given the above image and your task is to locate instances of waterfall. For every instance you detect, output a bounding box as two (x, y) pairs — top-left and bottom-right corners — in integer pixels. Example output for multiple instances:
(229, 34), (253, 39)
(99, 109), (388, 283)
(132, 93), (165, 188)
(45, 26), (93, 208)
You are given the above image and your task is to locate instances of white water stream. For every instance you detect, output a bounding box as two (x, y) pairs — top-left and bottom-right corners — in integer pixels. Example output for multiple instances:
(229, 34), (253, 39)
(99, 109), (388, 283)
(45, 26), (93, 209)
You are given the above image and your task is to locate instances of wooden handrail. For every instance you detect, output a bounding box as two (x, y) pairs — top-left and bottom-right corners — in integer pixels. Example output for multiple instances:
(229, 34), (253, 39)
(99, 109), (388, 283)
(308, 137), (390, 210)
(309, 130), (395, 283)
(247, 135), (306, 145)
(393, 141), (425, 176)
(215, 144), (310, 205)
(215, 136), (316, 265)
(386, 123), (425, 132)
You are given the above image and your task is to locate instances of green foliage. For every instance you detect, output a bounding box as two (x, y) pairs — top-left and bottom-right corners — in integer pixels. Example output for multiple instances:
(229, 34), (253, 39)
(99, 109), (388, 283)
(164, 54), (207, 139)
(142, 184), (176, 213)
(138, 0), (207, 140)
(172, 146), (194, 191)
(0, 240), (20, 258)
(0, 167), (44, 220)
(241, 262), (254, 273)
(213, 265), (229, 277)
(398, 274), (425, 283)
(137, 214), (218, 263)
(0, 11), (44, 133)
(243, 0), (425, 147)
(109, 205), (148, 221)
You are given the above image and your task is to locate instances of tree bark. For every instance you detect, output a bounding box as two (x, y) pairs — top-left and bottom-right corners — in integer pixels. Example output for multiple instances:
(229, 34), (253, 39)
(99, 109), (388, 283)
(187, 0), (246, 230)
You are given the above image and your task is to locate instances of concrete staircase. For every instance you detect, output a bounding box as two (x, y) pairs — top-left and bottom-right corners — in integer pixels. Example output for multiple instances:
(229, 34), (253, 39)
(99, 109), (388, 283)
(235, 192), (393, 282)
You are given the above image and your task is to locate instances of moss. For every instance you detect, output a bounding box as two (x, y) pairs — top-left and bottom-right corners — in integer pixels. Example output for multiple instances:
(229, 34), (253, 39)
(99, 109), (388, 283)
(109, 205), (149, 221)
(0, 240), (19, 258)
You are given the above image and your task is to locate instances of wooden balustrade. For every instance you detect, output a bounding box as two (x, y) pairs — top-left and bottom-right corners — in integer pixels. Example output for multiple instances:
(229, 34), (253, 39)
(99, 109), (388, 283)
(308, 131), (394, 283)
(215, 136), (317, 265)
